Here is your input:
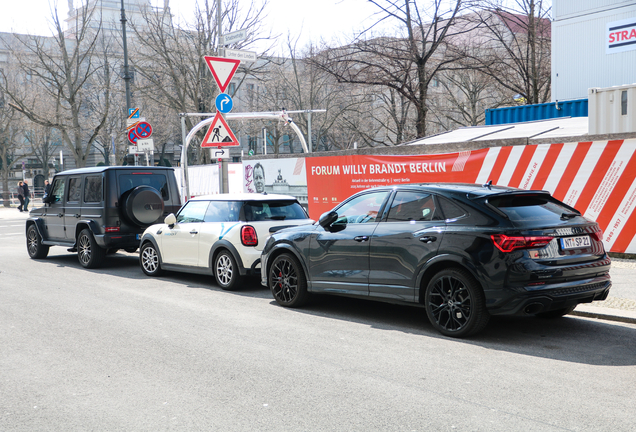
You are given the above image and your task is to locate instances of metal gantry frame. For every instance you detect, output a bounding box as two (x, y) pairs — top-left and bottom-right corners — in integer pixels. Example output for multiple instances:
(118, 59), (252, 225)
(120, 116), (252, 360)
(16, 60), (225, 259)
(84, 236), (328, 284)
(179, 109), (324, 200)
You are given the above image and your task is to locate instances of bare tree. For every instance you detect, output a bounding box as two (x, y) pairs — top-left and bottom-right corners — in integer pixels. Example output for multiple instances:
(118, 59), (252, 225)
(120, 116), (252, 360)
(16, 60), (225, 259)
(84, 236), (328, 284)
(427, 66), (511, 130)
(469, 0), (551, 104)
(0, 2), (112, 168)
(311, 0), (480, 139)
(0, 102), (21, 207)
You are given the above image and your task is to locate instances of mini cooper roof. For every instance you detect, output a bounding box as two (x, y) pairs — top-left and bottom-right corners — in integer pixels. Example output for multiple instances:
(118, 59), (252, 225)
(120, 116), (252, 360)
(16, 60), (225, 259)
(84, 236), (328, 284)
(189, 193), (300, 202)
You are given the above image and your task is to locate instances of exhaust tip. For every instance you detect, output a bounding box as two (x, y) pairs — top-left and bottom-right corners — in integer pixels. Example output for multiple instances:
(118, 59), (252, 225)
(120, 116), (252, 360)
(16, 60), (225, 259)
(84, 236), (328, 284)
(524, 303), (544, 314)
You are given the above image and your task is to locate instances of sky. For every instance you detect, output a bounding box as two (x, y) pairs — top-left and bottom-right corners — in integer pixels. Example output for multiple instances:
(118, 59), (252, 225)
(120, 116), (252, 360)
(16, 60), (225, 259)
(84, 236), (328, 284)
(0, 0), (384, 52)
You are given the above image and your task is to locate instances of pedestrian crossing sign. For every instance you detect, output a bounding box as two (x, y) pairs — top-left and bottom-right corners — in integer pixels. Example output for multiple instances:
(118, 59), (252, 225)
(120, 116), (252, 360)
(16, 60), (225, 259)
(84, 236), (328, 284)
(201, 112), (239, 147)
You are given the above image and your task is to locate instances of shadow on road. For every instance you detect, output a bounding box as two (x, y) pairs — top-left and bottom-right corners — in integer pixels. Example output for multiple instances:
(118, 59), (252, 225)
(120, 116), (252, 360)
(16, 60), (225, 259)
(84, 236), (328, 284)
(37, 250), (636, 366)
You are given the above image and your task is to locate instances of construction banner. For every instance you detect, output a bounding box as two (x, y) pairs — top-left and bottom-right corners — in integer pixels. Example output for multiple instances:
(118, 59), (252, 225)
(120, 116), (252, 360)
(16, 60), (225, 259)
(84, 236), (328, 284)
(245, 139), (636, 254)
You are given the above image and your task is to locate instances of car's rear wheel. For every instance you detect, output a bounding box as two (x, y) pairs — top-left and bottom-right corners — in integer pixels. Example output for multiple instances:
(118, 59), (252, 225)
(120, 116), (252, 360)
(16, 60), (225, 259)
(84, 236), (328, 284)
(77, 229), (106, 269)
(214, 250), (242, 290)
(140, 242), (163, 276)
(535, 305), (576, 319)
(269, 253), (309, 308)
(425, 268), (490, 338)
(26, 224), (49, 259)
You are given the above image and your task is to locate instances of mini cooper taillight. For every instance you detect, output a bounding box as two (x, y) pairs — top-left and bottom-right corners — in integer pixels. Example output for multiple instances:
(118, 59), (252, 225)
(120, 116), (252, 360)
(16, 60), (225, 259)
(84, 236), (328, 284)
(491, 234), (553, 253)
(241, 225), (258, 246)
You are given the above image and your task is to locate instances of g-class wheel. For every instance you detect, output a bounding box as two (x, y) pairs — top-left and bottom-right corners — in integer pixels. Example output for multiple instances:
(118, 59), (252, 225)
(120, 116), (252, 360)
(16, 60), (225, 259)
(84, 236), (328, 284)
(77, 229), (106, 269)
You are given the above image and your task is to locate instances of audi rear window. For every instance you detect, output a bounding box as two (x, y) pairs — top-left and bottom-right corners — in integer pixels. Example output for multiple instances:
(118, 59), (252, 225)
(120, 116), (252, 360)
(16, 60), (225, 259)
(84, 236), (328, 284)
(488, 195), (578, 223)
(244, 200), (308, 222)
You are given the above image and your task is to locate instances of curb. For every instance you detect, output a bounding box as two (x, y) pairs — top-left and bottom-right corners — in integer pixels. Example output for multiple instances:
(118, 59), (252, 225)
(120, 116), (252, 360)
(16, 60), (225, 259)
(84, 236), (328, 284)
(571, 304), (636, 325)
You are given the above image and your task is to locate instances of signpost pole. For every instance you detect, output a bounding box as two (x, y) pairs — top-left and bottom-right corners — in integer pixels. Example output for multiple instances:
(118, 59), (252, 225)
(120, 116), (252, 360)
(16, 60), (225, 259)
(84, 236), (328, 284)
(180, 114), (190, 201)
(217, 0), (228, 193)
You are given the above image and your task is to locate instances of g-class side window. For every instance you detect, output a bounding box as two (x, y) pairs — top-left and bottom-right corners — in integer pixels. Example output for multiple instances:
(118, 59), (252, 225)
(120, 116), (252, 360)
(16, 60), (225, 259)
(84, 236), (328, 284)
(84, 175), (103, 203)
(49, 178), (66, 203)
(67, 177), (82, 202)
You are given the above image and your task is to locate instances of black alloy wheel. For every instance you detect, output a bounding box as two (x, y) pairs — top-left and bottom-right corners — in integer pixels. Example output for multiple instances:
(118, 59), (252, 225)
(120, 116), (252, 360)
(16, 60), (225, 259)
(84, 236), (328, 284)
(269, 253), (309, 308)
(425, 268), (489, 338)
(140, 242), (163, 276)
(77, 229), (106, 269)
(26, 224), (49, 259)
(214, 250), (242, 290)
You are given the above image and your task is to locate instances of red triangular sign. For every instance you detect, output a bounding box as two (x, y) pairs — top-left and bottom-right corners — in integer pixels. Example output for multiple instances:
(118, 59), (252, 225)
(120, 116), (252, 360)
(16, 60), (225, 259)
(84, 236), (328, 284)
(201, 112), (239, 147)
(204, 56), (241, 93)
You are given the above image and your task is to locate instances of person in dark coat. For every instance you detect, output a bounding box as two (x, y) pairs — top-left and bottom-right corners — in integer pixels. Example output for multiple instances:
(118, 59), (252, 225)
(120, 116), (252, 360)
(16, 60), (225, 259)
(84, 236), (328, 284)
(44, 180), (51, 198)
(17, 182), (24, 212)
(22, 181), (30, 212)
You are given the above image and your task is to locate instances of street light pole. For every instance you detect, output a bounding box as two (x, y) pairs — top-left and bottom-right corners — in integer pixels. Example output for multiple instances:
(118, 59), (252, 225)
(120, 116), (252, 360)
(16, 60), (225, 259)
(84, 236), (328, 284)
(121, 0), (136, 165)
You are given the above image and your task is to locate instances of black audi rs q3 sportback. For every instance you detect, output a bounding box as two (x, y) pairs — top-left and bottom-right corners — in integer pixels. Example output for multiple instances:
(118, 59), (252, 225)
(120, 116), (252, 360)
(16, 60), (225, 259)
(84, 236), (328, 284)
(261, 183), (611, 337)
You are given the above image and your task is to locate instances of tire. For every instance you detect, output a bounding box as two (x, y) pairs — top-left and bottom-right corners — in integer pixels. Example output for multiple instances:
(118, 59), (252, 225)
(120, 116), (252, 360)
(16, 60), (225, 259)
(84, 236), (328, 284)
(140, 242), (163, 276)
(122, 186), (164, 226)
(214, 250), (242, 290)
(424, 268), (490, 338)
(77, 229), (106, 269)
(535, 305), (576, 319)
(26, 224), (49, 259)
(269, 253), (309, 308)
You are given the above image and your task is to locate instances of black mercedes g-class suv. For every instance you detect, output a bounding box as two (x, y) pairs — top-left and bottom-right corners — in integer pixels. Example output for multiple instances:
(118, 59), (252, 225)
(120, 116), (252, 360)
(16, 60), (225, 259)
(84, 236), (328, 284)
(26, 166), (181, 268)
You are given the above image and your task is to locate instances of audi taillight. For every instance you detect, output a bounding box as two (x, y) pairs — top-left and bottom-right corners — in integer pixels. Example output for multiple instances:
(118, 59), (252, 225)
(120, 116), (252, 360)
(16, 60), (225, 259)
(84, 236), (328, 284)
(491, 234), (553, 253)
(590, 226), (602, 241)
(241, 225), (258, 246)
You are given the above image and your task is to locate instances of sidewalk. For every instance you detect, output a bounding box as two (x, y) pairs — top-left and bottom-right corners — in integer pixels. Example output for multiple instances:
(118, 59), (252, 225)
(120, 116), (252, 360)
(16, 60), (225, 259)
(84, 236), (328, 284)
(1, 205), (635, 325)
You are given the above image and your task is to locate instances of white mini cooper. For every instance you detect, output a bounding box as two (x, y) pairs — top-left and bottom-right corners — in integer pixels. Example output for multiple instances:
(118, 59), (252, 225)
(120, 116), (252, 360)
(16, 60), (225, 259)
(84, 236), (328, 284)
(139, 193), (313, 290)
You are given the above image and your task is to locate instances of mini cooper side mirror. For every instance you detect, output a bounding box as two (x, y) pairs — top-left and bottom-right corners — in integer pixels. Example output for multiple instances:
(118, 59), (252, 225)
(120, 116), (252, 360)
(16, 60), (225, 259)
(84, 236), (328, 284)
(164, 213), (177, 227)
(318, 210), (338, 228)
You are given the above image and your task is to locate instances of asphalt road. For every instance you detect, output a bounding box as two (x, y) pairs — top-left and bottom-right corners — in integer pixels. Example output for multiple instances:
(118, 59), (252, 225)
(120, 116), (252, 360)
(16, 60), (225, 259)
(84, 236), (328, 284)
(1, 208), (635, 431)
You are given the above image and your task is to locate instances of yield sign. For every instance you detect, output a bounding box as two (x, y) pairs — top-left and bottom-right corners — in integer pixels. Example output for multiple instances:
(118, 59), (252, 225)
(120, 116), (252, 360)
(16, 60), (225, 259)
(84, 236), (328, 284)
(201, 112), (239, 147)
(204, 56), (241, 93)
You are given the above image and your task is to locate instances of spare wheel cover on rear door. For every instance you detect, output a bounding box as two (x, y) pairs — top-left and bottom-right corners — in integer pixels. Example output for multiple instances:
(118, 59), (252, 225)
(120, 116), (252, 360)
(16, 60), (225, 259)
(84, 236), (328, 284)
(124, 185), (165, 226)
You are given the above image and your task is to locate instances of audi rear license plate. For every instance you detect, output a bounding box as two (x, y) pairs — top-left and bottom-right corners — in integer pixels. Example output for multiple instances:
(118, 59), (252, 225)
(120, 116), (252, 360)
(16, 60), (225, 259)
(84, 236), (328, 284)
(561, 235), (591, 250)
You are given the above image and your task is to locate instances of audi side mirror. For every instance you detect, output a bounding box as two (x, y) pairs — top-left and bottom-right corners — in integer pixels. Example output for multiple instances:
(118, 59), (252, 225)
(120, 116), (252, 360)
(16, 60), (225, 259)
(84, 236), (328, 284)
(318, 210), (338, 228)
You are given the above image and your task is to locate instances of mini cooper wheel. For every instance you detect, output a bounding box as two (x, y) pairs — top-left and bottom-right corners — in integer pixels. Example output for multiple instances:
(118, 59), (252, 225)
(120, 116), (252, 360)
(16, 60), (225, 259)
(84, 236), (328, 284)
(425, 268), (490, 338)
(77, 229), (106, 269)
(26, 224), (49, 259)
(214, 250), (242, 290)
(140, 242), (163, 276)
(269, 253), (309, 308)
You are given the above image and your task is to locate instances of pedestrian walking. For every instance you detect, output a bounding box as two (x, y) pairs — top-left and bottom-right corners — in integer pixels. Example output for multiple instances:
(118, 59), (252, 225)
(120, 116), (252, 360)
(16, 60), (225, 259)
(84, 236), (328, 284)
(17, 181), (24, 212)
(23, 181), (30, 212)
(44, 180), (51, 198)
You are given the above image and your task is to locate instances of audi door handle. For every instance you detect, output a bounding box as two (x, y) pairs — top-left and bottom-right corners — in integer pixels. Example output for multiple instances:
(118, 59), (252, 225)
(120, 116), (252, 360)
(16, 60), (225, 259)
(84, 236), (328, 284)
(57, 213), (63, 218)
(75, 214), (80, 218)
(419, 236), (437, 243)
(190, 230), (199, 235)
(354, 236), (369, 242)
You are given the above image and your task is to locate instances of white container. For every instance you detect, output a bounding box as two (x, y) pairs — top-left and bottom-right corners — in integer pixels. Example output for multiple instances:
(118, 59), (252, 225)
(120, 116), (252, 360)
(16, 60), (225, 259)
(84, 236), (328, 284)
(588, 83), (636, 134)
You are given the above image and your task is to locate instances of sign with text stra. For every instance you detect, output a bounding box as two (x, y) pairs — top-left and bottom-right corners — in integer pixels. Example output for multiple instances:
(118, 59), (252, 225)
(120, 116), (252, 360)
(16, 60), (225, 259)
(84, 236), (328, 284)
(204, 56), (241, 93)
(201, 112), (239, 147)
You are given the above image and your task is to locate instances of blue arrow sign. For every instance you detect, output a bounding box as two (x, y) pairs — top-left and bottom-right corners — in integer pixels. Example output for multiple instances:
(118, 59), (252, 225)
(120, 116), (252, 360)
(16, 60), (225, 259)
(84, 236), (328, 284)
(215, 93), (234, 113)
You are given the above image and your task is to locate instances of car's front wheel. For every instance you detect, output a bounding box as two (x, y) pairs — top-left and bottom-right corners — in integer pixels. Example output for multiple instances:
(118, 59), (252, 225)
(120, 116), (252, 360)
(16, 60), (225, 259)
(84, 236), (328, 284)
(140, 242), (163, 276)
(77, 229), (106, 269)
(214, 250), (242, 290)
(424, 268), (490, 338)
(269, 253), (309, 308)
(26, 224), (49, 259)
